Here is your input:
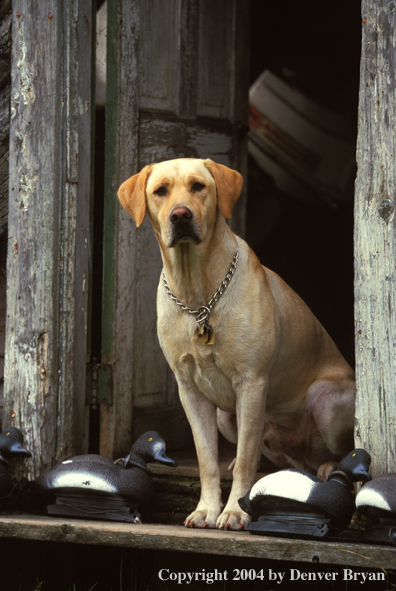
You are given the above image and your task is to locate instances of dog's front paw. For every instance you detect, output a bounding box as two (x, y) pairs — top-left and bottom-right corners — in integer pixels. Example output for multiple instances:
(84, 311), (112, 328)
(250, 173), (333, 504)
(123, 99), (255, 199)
(216, 507), (251, 531)
(184, 504), (221, 528)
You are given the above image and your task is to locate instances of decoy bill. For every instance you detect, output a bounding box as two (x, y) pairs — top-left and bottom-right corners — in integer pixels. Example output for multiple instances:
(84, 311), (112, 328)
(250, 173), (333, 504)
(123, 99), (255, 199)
(356, 472), (396, 545)
(238, 449), (372, 539)
(33, 431), (177, 523)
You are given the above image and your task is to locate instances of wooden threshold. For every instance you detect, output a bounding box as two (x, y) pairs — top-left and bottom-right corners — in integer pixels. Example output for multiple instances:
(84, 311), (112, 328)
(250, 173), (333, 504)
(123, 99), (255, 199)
(0, 515), (394, 571)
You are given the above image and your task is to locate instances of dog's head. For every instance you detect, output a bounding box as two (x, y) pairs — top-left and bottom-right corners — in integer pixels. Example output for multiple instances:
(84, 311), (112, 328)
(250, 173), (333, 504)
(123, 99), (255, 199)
(118, 158), (243, 247)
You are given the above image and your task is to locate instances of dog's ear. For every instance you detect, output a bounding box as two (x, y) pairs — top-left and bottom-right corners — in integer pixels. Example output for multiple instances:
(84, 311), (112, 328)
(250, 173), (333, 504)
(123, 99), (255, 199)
(204, 159), (243, 219)
(118, 165), (152, 227)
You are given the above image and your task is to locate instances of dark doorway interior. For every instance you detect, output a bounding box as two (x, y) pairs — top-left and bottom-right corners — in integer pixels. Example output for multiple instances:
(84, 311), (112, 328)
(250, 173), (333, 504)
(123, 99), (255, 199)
(247, 0), (361, 366)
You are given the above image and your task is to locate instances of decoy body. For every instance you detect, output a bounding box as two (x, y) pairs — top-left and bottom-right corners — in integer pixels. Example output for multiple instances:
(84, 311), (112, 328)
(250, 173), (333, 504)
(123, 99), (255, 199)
(356, 473), (396, 545)
(239, 449), (372, 539)
(0, 427), (32, 498)
(34, 431), (177, 523)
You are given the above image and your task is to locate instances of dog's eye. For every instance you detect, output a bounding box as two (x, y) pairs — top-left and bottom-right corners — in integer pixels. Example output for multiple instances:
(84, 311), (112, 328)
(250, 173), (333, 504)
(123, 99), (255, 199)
(192, 182), (205, 192)
(154, 186), (167, 196)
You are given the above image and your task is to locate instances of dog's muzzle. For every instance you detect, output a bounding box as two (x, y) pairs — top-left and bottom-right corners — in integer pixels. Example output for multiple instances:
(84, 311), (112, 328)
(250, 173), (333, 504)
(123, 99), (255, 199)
(169, 206), (201, 246)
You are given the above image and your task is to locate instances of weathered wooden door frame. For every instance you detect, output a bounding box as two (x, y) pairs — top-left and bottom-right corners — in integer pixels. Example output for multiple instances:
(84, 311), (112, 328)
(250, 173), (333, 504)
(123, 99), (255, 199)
(354, 0), (396, 475)
(4, 0), (95, 478)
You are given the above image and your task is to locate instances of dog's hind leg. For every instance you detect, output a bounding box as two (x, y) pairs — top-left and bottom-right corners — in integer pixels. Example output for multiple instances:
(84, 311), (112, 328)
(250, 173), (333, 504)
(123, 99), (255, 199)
(308, 376), (356, 480)
(260, 423), (304, 470)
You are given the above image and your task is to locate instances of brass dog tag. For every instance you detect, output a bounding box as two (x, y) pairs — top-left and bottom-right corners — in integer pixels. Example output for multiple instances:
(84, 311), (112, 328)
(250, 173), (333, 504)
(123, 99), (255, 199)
(197, 323), (215, 345)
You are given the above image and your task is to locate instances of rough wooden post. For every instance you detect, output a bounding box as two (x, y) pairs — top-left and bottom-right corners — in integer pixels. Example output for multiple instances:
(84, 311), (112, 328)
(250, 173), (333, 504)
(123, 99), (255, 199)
(354, 0), (396, 476)
(4, 0), (94, 479)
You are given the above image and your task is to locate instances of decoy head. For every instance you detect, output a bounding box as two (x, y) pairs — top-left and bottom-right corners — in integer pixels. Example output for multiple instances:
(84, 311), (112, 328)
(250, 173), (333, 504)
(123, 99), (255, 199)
(0, 427), (32, 460)
(122, 431), (177, 469)
(328, 449), (371, 485)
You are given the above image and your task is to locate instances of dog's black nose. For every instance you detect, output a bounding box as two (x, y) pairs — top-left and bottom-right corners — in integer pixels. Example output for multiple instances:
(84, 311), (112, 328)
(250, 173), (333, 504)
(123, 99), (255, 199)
(170, 207), (193, 224)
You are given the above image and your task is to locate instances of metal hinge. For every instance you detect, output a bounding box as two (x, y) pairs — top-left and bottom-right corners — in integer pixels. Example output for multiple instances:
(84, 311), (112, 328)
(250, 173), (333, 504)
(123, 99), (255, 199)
(86, 359), (113, 407)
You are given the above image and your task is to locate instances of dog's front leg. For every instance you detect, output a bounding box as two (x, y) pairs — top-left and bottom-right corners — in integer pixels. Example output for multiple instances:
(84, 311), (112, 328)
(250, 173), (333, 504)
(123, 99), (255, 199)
(217, 378), (267, 530)
(178, 383), (222, 528)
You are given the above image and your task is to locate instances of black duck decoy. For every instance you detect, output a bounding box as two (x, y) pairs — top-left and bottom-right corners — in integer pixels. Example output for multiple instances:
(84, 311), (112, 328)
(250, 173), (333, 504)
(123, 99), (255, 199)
(356, 472), (396, 545)
(238, 449), (372, 539)
(34, 430), (177, 523)
(0, 427), (32, 498)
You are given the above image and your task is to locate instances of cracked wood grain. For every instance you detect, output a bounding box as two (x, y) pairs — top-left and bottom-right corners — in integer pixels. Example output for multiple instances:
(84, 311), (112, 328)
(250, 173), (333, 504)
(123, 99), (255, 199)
(4, 0), (94, 478)
(354, 0), (396, 476)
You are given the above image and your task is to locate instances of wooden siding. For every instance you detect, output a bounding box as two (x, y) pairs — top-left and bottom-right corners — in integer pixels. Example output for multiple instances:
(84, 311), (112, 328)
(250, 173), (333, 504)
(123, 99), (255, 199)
(354, 0), (396, 475)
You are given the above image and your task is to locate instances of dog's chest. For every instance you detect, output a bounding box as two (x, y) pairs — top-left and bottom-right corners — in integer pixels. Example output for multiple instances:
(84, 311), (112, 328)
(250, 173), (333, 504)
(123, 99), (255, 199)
(179, 348), (237, 411)
(158, 312), (237, 411)
(181, 347), (237, 410)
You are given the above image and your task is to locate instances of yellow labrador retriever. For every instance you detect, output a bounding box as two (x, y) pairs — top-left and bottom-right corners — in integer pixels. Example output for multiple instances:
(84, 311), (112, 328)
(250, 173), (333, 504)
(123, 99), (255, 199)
(118, 158), (355, 530)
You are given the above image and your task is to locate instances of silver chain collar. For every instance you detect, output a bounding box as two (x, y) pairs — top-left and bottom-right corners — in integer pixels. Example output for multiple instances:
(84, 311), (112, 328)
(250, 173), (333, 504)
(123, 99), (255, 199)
(162, 244), (239, 326)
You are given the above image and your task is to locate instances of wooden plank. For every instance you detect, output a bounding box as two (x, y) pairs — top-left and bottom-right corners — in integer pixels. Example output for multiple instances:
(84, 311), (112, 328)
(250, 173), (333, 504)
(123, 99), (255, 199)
(0, 515), (393, 570)
(197, 0), (234, 119)
(178, 0), (198, 119)
(139, 113), (234, 165)
(99, 0), (140, 458)
(0, 0), (11, 427)
(229, 0), (250, 238)
(139, 0), (178, 113)
(0, 0), (11, 236)
(5, 0), (94, 477)
(354, 0), (396, 475)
